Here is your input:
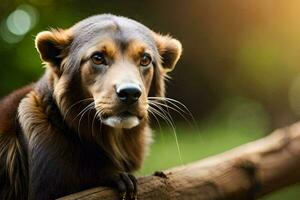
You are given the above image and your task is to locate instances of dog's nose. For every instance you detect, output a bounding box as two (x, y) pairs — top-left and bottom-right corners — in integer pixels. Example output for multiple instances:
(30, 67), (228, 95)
(116, 83), (142, 104)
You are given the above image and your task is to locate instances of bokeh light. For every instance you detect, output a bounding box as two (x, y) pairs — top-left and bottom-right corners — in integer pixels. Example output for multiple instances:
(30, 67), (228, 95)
(7, 9), (31, 35)
(0, 4), (38, 44)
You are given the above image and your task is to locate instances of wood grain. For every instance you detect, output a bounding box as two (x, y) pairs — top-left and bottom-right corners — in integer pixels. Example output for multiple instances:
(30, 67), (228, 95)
(59, 122), (300, 200)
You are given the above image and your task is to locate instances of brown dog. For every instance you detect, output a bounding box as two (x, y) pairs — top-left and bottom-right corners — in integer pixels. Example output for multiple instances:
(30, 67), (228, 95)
(0, 14), (182, 200)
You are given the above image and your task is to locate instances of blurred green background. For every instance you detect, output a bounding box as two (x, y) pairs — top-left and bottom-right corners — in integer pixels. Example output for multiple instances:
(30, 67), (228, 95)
(1, 0), (300, 199)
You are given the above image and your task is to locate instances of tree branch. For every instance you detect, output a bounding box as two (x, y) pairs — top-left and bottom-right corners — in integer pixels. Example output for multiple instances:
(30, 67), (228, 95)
(58, 122), (300, 200)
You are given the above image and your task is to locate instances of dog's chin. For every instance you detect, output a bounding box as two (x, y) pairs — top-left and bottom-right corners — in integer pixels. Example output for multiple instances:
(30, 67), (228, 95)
(102, 113), (141, 129)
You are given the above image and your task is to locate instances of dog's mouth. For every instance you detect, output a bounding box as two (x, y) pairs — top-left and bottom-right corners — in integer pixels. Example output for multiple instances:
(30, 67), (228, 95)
(102, 111), (143, 129)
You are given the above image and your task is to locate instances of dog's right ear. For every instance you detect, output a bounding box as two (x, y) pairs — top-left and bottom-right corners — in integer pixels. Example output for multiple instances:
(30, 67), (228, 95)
(35, 29), (72, 71)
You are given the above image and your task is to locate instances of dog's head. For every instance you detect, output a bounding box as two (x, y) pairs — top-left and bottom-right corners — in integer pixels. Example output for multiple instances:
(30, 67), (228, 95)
(35, 14), (182, 130)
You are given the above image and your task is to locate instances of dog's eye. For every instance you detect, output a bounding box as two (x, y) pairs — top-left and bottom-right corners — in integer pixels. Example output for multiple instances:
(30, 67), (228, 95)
(140, 53), (152, 67)
(91, 52), (106, 66)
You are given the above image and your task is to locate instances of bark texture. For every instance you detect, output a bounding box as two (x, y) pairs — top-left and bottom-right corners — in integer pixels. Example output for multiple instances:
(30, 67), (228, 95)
(59, 122), (300, 200)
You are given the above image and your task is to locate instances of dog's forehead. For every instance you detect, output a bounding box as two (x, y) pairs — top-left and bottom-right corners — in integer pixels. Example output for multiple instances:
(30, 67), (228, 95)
(70, 14), (157, 52)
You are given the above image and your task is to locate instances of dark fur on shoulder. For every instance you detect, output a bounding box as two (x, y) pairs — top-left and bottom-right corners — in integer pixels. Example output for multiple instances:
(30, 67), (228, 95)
(0, 14), (182, 199)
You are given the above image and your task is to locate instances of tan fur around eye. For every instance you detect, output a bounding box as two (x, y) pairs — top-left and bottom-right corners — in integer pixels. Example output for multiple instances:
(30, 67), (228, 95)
(126, 40), (149, 61)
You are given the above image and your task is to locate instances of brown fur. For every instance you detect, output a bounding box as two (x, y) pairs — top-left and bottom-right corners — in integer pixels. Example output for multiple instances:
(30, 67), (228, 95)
(0, 85), (32, 199)
(0, 14), (182, 199)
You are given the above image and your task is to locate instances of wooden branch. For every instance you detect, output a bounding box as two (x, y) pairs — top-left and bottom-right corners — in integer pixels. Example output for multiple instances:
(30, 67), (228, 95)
(58, 122), (300, 200)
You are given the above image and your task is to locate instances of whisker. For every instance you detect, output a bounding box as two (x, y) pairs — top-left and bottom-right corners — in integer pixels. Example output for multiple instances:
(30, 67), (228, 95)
(148, 100), (181, 139)
(147, 107), (163, 133)
(148, 105), (183, 164)
(148, 96), (198, 130)
(73, 102), (95, 121)
(148, 98), (189, 116)
(63, 98), (94, 121)
(148, 105), (170, 146)
(77, 102), (95, 138)
(92, 107), (104, 139)
(92, 109), (98, 139)
(148, 101), (176, 130)
(148, 97), (193, 118)
(148, 96), (202, 164)
(148, 100), (192, 127)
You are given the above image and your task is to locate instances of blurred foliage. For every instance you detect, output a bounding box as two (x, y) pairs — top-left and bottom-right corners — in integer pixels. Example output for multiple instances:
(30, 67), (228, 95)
(2, 0), (300, 128)
(1, 0), (300, 199)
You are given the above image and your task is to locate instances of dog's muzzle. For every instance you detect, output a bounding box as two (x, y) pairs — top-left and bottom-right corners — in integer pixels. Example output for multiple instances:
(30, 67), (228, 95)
(102, 83), (142, 129)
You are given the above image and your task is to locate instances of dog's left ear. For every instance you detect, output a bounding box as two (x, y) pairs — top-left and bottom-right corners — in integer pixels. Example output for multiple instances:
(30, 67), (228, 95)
(153, 33), (182, 72)
(149, 33), (182, 97)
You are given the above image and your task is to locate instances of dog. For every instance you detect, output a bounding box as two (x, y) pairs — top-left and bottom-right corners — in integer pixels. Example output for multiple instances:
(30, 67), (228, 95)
(0, 14), (182, 200)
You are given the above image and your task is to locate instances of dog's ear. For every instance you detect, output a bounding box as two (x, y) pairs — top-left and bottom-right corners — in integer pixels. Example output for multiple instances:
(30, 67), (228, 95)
(35, 29), (72, 71)
(149, 33), (182, 97)
(153, 33), (182, 72)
